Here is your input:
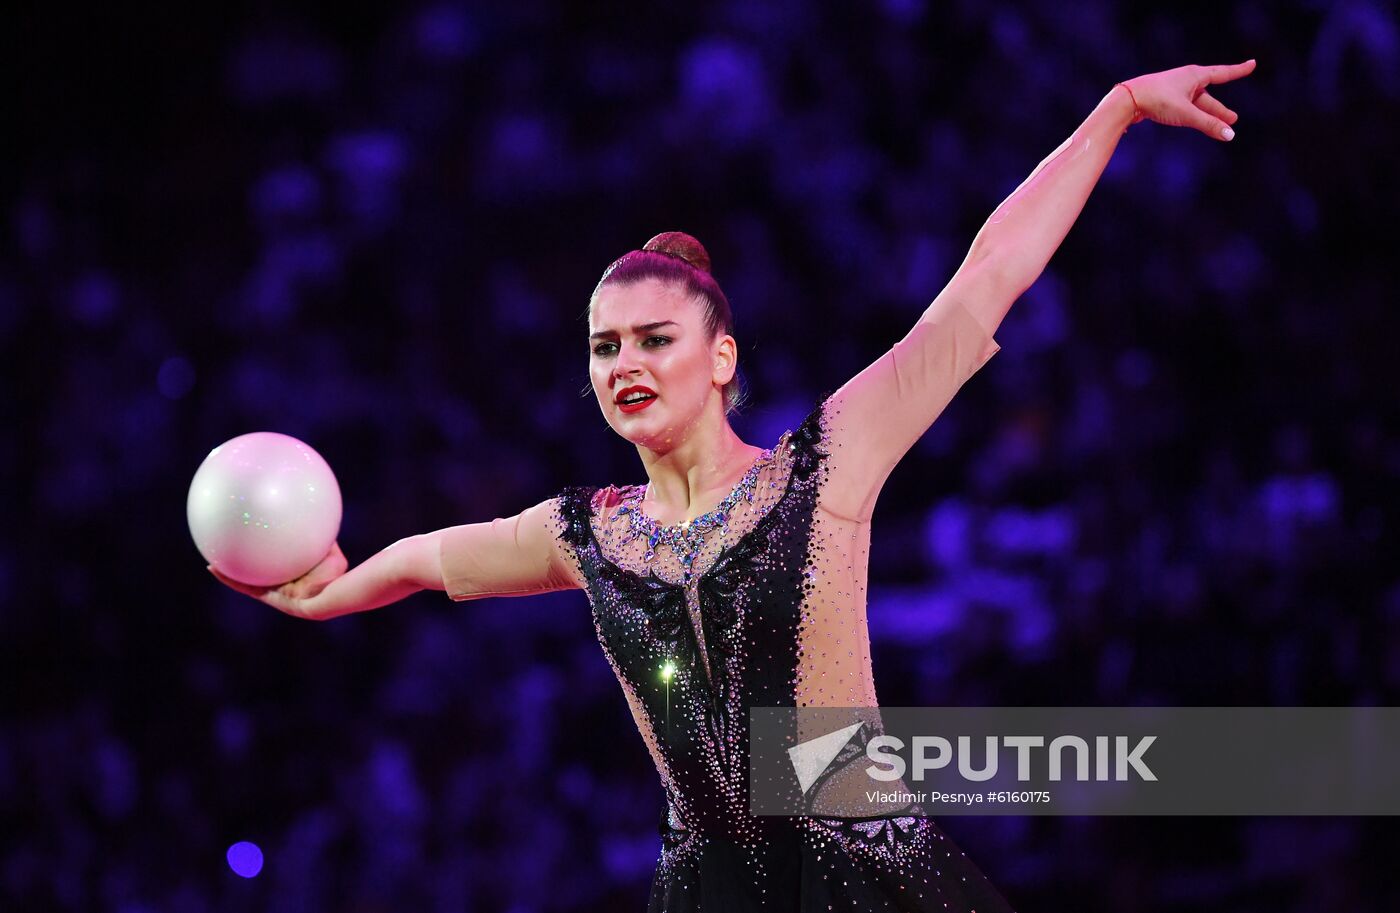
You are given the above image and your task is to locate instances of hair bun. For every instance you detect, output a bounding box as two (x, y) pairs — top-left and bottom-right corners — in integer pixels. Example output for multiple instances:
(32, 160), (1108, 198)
(642, 231), (712, 274)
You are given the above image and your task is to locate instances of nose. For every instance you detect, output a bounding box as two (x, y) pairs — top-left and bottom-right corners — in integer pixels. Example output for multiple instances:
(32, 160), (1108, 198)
(613, 342), (644, 381)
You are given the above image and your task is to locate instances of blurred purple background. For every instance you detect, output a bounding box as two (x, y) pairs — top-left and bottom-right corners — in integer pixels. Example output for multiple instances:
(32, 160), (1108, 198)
(4, 3), (1399, 911)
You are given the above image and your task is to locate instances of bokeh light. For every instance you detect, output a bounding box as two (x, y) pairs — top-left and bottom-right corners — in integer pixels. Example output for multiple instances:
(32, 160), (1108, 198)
(226, 841), (264, 878)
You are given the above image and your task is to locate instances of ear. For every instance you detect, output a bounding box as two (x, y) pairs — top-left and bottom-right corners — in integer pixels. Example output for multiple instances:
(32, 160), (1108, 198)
(712, 333), (738, 386)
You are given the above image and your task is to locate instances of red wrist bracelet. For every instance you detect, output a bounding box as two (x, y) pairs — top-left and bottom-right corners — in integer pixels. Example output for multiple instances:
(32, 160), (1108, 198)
(1115, 82), (1145, 125)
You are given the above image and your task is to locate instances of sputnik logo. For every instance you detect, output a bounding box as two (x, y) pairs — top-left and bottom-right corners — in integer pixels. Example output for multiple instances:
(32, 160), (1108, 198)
(788, 722), (864, 794)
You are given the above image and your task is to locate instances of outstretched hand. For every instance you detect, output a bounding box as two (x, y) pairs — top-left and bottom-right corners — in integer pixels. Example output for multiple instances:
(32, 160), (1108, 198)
(1121, 59), (1257, 141)
(207, 540), (347, 621)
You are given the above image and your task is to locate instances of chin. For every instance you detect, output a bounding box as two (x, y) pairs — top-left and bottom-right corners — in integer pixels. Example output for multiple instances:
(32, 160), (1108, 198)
(614, 422), (661, 447)
(612, 417), (676, 450)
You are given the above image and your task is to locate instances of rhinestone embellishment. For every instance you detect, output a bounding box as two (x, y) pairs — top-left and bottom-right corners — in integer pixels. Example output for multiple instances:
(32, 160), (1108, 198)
(615, 445), (776, 584)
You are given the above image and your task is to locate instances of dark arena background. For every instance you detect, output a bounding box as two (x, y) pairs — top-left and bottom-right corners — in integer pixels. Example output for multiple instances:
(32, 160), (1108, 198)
(5, 3), (1399, 911)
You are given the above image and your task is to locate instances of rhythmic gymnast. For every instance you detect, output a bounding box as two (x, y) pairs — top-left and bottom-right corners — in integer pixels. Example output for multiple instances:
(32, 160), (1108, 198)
(212, 59), (1257, 911)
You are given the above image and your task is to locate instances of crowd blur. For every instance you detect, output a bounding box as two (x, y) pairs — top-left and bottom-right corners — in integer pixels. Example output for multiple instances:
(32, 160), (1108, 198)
(5, 2), (1399, 911)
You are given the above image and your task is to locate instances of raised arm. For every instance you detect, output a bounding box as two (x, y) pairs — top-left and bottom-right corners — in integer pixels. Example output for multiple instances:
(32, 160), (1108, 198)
(819, 60), (1256, 522)
(964, 60), (1255, 331)
(208, 496), (581, 621)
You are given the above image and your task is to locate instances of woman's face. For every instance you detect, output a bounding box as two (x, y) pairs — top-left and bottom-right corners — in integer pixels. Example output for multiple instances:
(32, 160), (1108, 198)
(589, 277), (735, 450)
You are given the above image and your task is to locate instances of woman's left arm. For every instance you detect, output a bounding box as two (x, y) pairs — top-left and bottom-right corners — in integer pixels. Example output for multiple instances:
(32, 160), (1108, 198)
(818, 60), (1256, 523)
(962, 59), (1257, 333)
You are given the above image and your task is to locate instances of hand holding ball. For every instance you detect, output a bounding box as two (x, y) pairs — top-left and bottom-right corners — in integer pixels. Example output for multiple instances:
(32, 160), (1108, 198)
(187, 432), (343, 588)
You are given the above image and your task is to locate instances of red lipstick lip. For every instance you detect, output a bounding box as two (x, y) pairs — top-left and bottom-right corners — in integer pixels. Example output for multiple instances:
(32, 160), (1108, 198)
(616, 385), (658, 414)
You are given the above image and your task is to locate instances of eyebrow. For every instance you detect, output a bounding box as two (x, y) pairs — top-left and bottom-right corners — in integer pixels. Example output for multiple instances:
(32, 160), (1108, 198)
(588, 320), (680, 341)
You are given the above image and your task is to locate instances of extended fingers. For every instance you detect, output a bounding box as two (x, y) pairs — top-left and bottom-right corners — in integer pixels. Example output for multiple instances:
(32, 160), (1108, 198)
(1195, 90), (1238, 125)
(1205, 58), (1256, 84)
(1177, 102), (1235, 141)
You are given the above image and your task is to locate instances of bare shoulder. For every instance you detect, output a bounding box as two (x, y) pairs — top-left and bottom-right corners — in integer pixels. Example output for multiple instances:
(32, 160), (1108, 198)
(589, 483), (640, 517)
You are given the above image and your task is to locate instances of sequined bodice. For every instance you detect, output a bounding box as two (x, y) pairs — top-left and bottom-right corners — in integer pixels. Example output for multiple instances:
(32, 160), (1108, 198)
(558, 401), (829, 841)
(614, 442), (777, 587)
